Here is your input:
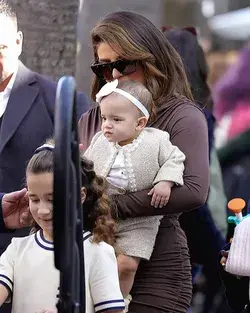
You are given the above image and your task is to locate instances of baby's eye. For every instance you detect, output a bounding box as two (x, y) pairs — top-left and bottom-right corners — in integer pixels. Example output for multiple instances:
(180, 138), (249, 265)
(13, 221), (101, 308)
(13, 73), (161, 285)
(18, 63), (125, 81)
(114, 118), (121, 122)
(101, 116), (106, 121)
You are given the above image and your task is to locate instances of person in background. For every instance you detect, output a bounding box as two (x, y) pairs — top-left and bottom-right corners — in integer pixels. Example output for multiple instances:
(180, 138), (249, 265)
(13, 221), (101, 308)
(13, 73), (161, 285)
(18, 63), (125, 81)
(213, 46), (250, 244)
(206, 50), (238, 89)
(165, 27), (227, 313)
(0, 2), (90, 311)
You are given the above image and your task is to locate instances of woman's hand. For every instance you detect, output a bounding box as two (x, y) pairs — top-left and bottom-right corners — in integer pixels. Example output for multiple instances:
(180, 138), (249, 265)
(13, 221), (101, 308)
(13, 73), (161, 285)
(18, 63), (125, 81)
(2, 189), (32, 229)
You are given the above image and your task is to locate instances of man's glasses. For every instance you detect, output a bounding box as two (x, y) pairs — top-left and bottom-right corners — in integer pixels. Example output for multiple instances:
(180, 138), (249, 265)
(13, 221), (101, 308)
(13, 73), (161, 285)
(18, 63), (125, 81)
(91, 59), (137, 81)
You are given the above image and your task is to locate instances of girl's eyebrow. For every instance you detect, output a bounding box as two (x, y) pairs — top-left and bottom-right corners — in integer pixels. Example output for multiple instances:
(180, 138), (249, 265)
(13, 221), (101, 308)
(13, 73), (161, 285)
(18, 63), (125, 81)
(28, 193), (53, 197)
(28, 193), (36, 197)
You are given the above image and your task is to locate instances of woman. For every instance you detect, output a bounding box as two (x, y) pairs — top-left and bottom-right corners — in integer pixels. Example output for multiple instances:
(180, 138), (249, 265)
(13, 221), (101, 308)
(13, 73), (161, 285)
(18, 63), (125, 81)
(79, 11), (209, 312)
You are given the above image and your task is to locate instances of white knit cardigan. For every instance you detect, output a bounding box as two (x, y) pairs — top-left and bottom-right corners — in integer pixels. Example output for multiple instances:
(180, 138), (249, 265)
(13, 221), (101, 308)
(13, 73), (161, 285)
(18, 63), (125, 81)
(84, 127), (185, 192)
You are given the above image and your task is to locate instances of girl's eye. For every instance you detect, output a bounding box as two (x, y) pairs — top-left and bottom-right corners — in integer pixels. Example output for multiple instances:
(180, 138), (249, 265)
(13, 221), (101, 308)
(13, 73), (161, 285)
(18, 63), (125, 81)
(30, 199), (39, 203)
(101, 116), (106, 121)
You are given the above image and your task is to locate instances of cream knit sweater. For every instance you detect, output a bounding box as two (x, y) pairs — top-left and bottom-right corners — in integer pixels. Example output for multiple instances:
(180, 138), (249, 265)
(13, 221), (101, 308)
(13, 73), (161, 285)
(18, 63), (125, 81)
(84, 127), (185, 192)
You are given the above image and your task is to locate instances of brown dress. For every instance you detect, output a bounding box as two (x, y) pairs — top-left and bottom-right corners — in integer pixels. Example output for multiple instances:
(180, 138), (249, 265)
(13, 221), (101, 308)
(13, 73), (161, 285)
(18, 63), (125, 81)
(78, 95), (209, 313)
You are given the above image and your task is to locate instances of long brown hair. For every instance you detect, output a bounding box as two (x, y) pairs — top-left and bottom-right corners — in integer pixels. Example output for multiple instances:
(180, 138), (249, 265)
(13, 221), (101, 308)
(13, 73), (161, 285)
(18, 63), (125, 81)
(26, 140), (117, 246)
(91, 11), (193, 105)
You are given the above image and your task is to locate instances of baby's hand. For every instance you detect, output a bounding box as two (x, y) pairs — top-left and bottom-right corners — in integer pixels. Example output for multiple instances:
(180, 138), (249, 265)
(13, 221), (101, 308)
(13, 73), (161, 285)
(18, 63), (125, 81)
(148, 181), (174, 208)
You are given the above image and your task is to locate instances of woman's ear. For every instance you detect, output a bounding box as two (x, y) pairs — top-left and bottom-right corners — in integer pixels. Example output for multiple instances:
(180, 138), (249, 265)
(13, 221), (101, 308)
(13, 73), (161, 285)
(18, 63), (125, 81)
(136, 116), (148, 131)
(81, 187), (87, 204)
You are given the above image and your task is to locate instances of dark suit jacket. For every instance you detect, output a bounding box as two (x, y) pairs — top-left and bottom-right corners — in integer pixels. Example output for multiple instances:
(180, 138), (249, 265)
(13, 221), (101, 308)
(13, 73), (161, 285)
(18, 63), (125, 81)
(0, 61), (90, 248)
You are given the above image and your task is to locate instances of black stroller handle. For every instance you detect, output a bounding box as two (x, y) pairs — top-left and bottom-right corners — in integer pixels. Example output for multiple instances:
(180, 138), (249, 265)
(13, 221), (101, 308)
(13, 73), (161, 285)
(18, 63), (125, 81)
(53, 76), (85, 313)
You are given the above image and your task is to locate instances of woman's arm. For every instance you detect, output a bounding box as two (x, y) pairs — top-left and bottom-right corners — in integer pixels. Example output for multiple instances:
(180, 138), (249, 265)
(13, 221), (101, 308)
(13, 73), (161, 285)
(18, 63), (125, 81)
(115, 105), (210, 218)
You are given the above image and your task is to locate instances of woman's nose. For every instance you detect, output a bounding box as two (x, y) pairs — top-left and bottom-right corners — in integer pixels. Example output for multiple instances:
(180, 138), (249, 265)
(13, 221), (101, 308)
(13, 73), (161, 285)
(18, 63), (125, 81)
(112, 68), (122, 79)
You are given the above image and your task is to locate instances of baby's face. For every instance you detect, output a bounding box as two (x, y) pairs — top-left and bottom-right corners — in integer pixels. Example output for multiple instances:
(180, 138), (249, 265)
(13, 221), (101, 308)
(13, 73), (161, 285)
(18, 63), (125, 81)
(100, 94), (141, 146)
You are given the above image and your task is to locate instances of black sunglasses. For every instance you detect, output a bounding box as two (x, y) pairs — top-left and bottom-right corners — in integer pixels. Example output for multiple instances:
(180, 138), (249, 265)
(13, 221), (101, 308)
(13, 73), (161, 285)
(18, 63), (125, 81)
(90, 59), (137, 81)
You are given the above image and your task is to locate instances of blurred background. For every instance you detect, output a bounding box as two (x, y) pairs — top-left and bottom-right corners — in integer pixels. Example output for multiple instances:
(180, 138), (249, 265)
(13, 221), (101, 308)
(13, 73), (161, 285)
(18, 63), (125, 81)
(7, 0), (249, 96)
(7, 1), (250, 312)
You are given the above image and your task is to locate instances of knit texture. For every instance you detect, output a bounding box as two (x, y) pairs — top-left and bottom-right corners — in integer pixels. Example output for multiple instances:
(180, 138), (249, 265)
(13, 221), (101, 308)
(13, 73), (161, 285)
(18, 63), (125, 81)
(226, 217), (250, 276)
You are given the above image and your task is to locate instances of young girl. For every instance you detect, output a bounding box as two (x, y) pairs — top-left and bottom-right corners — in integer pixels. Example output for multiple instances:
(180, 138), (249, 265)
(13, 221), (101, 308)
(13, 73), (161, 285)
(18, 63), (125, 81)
(0, 141), (125, 313)
(84, 79), (185, 299)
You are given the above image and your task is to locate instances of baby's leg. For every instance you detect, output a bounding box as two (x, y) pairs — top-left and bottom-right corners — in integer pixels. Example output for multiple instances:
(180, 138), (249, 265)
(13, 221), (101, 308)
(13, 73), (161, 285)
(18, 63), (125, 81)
(116, 216), (163, 298)
(117, 254), (140, 297)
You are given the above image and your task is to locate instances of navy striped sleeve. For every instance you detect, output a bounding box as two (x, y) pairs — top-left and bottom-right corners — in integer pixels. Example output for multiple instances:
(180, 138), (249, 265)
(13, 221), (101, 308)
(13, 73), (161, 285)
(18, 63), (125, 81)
(94, 299), (125, 312)
(0, 274), (13, 297)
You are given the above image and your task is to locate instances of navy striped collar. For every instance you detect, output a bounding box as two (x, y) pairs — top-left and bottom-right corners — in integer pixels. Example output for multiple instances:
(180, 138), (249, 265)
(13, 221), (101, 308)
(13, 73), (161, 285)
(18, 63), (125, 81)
(35, 230), (92, 251)
(83, 231), (92, 241)
(35, 230), (54, 251)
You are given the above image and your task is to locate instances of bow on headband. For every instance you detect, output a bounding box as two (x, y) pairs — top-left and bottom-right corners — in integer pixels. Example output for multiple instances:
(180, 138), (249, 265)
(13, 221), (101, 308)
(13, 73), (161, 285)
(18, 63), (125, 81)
(96, 79), (150, 119)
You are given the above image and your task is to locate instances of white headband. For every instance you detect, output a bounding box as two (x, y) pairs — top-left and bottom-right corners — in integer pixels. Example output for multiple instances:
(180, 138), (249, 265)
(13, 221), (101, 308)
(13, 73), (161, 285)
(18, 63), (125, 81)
(34, 143), (54, 154)
(96, 80), (150, 119)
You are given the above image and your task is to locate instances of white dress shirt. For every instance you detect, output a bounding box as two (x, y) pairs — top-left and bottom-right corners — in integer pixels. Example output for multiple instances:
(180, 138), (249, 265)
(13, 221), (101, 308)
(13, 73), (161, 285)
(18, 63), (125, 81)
(0, 70), (17, 118)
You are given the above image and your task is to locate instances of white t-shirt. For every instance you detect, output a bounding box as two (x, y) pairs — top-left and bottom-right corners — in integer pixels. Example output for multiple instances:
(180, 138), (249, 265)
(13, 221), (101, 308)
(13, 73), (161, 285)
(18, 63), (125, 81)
(0, 230), (124, 313)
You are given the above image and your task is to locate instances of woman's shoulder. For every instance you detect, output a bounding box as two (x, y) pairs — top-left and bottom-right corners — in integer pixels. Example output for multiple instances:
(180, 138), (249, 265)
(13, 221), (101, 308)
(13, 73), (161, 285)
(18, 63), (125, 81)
(155, 95), (207, 134)
(169, 95), (204, 118)
(79, 105), (100, 123)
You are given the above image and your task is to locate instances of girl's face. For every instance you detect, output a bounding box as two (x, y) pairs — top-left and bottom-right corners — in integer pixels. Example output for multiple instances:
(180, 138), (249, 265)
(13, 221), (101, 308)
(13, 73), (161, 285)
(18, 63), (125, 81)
(27, 172), (53, 241)
(96, 42), (145, 84)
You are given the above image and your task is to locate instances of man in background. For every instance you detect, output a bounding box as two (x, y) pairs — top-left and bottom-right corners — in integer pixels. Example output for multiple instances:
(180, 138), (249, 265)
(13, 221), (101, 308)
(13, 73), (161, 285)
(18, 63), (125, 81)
(0, 2), (89, 311)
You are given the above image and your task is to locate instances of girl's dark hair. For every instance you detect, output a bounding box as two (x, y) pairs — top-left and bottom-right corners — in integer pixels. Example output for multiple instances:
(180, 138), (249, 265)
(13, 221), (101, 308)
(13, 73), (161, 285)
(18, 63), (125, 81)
(80, 156), (116, 246)
(26, 140), (116, 246)
(91, 11), (193, 105)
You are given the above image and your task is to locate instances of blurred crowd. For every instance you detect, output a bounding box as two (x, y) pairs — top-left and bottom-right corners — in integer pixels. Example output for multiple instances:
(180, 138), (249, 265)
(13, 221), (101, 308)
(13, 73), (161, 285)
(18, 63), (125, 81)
(180, 33), (250, 313)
